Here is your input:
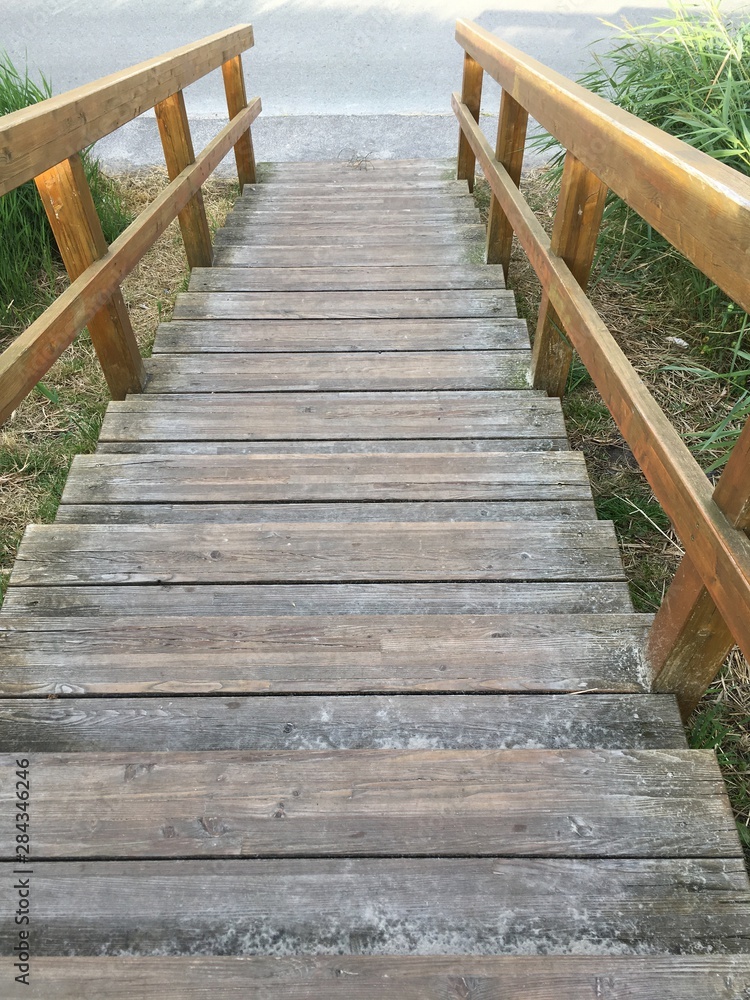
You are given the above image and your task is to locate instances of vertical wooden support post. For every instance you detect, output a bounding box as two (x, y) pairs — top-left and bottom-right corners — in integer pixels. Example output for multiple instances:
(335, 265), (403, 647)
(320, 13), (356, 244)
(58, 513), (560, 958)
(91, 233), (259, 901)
(34, 154), (145, 399)
(456, 52), (483, 192)
(532, 151), (608, 397)
(651, 415), (750, 718)
(486, 92), (528, 278)
(154, 90), (213, 269)
(222, 54), (257, 190)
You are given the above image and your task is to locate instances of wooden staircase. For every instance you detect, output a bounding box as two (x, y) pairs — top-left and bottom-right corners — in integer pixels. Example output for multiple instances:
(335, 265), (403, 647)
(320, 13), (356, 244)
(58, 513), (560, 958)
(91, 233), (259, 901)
(1, 158), (749, 994)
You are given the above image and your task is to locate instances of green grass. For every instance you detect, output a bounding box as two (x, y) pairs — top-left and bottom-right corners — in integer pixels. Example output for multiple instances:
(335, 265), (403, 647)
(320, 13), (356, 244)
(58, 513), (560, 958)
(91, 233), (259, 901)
(0, 52), (131, 335)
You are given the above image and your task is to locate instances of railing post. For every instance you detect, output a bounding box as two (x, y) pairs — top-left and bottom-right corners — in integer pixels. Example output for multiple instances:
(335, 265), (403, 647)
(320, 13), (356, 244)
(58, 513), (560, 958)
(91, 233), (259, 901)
(154, 90), (213, 269)
(34, 154), (146, 399)
(486, 92), (528, 278)
(532, 151), (607, 397)
(651, 415), (750, 718)
(222, 54), (257, 190)
(456, 52), (483, 192)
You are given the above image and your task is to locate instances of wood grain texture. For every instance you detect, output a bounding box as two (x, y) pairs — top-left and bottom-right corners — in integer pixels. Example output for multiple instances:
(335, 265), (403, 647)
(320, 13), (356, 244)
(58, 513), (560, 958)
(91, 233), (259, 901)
(172, 290), (515, 321)
(0, 581), (635, 617)
(33, 154), (145, 399)
(1, 858), (747, 955)
(222, 54), (256, 188)
(226, 207), (481, 225)
(486, 90), (528, 275)
(143, 351), (530, 392)
(457, 52), (484, 191)
(154, 90), (213, 269)
(187, 265), (503, 292)
(61, 451), (591, 504)
(98, 391), (568, 442)
(532, 151), (607, 397)
(0, 694), (685, 752)
(212, 244), (482, 266)
(452, 94), (750, 668)
(10, 521), (626, 586)
(9, 955), (750, 999)
(152, 318), (529, 353)
(0, 25), (254, 195)
(55, 500), (598, 524)
(455, 19), (750, 316)
(95, 437), (569, 455)
(213, 224), (486, 246)
(0, 749), (734, 859)
(0, 613), (647, 695)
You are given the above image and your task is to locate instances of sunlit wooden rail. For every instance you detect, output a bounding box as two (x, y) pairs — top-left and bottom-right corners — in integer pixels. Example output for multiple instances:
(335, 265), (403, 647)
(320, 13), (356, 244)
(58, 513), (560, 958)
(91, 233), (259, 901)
(0, 26), (260, 424)
(454, 18), (750, 715)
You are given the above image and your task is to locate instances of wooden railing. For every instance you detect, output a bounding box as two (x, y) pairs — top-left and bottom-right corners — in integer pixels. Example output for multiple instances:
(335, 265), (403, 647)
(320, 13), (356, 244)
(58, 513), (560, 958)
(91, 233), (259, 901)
(453, 18), (750, 717)
(0, 26), (261, 423)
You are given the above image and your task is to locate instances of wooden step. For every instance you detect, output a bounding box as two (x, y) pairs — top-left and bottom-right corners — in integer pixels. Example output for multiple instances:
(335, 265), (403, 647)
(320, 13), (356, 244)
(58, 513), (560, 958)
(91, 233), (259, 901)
(96, 438), (570, 454)
(187, 265), (504, 293)
(10, 521), (627, 586)
(99, 391), (568, 443)
(2, 858), (748, 955)
(212, 245), (484, 266)
(0, 581), (636, 617)
(229, 207), (482, 224)
(142, 351), (530, 392)
(238, 190), (474, 206)
(0, 613), (648, 695)
(152, 318), (529, 354)
(213, 225), (486, 246)
(61, 452), (592, 504)
(0, 749), (735, 859)
(171, 290), (515, 321)
(56, 500), (598, 524)
(12, 955), (750, 999)
(0, 694), (685, 752)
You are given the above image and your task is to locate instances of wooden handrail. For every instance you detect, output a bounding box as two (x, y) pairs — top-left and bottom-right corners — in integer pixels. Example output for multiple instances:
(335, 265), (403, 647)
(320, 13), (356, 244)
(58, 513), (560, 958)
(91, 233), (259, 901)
(0, 26), (254, 197)
(0, 26), (259, 421)
(453, 19), (750, 716)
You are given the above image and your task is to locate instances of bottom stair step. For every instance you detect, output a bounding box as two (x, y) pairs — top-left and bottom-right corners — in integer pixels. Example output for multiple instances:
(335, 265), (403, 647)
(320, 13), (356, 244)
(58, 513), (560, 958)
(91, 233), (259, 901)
(2, 858), (748, 955)
(8, 955), (750, 998)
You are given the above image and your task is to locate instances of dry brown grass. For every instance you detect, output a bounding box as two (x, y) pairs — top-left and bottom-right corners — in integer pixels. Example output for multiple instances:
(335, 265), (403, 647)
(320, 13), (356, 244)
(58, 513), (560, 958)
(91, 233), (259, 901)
(0, 168), (237, 600)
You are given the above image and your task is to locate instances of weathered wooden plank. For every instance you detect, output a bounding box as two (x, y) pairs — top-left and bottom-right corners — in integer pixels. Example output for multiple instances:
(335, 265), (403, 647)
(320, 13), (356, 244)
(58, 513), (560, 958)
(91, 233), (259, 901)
(0, 581), (635, 617)
(95, 438), (569, 454)
(143, 351), (530, 392)
(264, 158), (454, 176)
(486, 90), (528, 275)
(228, 206), (481, 223)
(1, 858), (747, 954)
(10, 521), (626, 586)
(172, 290), (515, 321)
(61, 452), (590, 505)
(0, 749), (733, 859)
(55, 500), (598, 524)
(98, 391), (568, 443)
(187, 265), (503, 293)
(152, 318), (529, 354)
(238, 190), (473, 206)
(0, 613), (647, 695)
(212, 244), (482, 266)
(10, 955), (750, 999)
(457, 51), (484, 192)
(213, 225), (485, 246)
(0, 694), (685, 752)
